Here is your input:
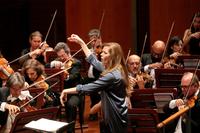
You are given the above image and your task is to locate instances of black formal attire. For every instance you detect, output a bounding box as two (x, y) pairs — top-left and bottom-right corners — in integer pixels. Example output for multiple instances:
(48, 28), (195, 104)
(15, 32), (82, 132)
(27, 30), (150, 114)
(63, 58), (83, 133)
(163, 89), (200, 133)
(83, 52), (101, 120)
(188, 37), (200, 55)
(19, 48), (45, 66)
(0, 87), (9, 126)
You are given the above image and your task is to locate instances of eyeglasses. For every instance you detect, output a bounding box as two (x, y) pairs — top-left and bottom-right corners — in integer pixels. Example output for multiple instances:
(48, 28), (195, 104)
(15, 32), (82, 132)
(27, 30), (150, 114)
(180, 85), (194, 90)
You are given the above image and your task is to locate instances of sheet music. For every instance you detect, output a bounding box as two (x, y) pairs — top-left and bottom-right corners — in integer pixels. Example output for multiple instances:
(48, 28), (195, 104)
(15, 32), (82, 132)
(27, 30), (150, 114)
(25, 118), (68, 132)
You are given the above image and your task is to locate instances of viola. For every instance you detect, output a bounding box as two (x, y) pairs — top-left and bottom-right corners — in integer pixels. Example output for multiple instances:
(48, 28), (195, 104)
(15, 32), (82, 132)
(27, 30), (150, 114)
(0, 58), (14, 80)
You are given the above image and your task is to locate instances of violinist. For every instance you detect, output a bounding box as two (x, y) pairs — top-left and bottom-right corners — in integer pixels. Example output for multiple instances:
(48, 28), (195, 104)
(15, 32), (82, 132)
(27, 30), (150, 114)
(163, 36), (183, 69)
(163, 72), (200, 133)
(50, 42), (82, 133)
(182, 12), (200, 55)
(141, 40), (165, 88)
(19, 31), (52, 66)
(127, 54), (153, 90)
(86, 29), (102, 121)
(0, 72), (33, 132)
(21, 59), (55, 107)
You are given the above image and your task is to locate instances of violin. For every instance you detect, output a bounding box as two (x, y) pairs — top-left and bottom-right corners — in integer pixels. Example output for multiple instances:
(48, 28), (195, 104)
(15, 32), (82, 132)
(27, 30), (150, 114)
(0, 58), (14, 80)
(34, 75), (49, 90)
(162, 56), (181, 69)
(10, 97), (37, 113)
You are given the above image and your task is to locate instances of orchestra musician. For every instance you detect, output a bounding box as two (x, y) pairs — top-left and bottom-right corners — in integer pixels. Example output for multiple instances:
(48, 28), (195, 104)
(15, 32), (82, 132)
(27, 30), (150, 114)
(0, 72), (33, 132)
(50, 42), (82, 133)
(85, 28), (102, 121)
(163, 72), (200, 133)
(141, 40), (165, 88)
(60, 34), (130, 133)
(21, 59), (54, 107)
(19, 31), (53, 66)
(127, 54), (153, 89)
(182, 12), (200, 55)
(163, 36), (184, 69)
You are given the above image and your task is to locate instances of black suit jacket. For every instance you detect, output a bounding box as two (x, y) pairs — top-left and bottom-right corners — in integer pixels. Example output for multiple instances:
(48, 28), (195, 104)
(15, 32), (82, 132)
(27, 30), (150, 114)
(0, 87), (10, 125)
(163, 91), (200, 133)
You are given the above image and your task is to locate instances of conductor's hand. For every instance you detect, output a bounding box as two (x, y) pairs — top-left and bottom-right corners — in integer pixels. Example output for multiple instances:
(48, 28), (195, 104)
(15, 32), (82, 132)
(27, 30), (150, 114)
(5, 103), (20, 114)
(67, 34), (86, 45)
(60, 90), (68, 106)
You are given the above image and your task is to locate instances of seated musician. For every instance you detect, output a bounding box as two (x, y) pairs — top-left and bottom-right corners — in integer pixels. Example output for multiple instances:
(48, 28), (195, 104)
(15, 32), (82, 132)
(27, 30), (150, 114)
(50, 42), (82, 133)
(21, 59), (56, 107)
(182, 12), (200, 55)
(163, 36), (183, 69)
(163, 72), (200, 133)
(19, 31), (53, 66)
(0, 72), (34, 132)
(127, 54), (153, 89)
(141, 40), (165, 88)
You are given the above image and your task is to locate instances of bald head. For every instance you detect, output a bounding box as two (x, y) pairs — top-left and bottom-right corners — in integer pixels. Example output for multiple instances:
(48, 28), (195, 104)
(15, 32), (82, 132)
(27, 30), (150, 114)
(152, 40), (165, 54)
(128, 55), (140, 63)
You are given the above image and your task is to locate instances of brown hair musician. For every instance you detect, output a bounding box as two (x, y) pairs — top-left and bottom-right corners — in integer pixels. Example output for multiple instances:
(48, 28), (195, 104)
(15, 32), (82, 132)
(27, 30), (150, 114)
(182, 12), (200, 55)
(21, 59), (54, 107)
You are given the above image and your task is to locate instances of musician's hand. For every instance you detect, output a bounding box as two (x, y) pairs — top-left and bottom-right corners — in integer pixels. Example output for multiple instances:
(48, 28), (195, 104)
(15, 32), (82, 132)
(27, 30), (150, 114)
(175, 99), (185, 107)
(5, 103), (20, 114)
(50, 60), (63, 69)
(170, 52), (182, 59)
(149, 62), (163, 69)
(128, 76), (136, 87)
(29, 49), (43, 58)
(163, 62), (172, 69)
(125, 97), (132, 109)
(191, 31), (200, 39)
(60, 90), (68, 106)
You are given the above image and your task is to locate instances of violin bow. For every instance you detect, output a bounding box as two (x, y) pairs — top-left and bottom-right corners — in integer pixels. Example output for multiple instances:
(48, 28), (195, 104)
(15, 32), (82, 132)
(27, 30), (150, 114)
(125, 49), (131, 64)
(161, 21), (175, 62)
(189, 13), (197, 31)
(157, 59), (200, 129)
(140, 32), (147, 58)
(184, 59), (200, 101)
(19, 80), (60, 109)
(8, 10), (57, 65)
